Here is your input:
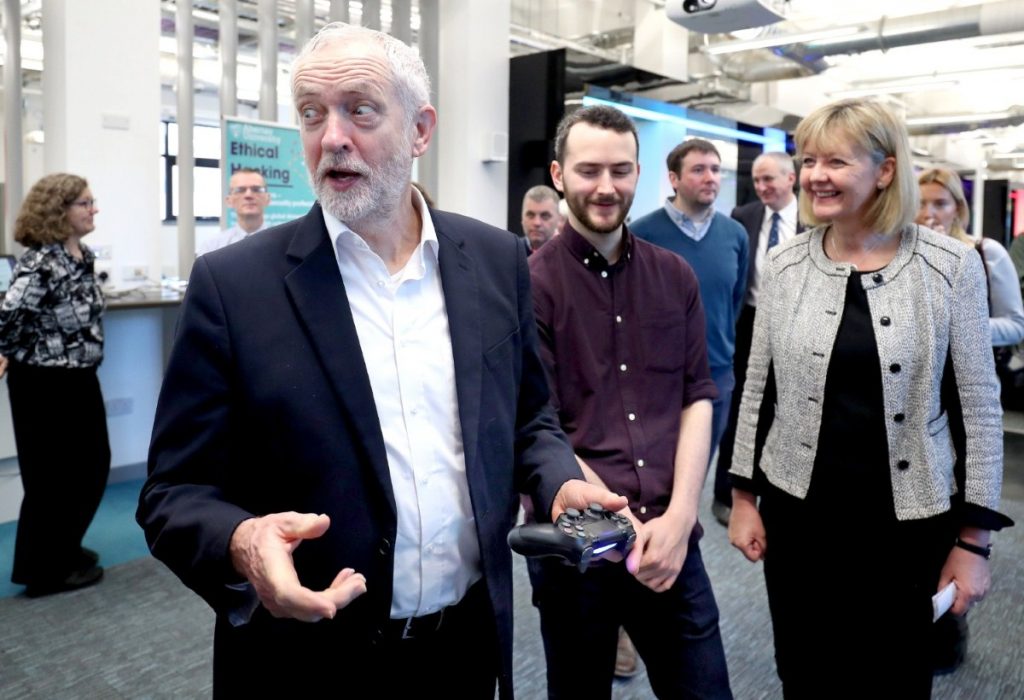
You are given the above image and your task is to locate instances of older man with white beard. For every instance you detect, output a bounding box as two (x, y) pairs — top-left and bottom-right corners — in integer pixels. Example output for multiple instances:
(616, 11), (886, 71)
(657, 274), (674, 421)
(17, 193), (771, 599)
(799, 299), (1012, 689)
(138, 21), (621, 699)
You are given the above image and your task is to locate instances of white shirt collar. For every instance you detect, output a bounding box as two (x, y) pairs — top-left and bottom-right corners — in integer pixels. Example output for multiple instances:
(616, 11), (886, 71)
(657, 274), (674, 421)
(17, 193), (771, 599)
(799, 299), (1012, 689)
(321, 186), (439, 265)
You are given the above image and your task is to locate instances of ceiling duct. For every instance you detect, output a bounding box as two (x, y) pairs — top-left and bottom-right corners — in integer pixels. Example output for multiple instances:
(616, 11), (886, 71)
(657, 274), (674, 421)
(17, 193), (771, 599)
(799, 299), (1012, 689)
(905, 106), (1024, 136)
(704, 0), (1024, 66)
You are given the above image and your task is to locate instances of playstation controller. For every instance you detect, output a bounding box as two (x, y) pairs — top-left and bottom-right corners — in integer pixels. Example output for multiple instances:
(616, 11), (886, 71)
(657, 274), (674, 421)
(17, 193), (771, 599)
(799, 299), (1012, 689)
(508, 503), (636, 572)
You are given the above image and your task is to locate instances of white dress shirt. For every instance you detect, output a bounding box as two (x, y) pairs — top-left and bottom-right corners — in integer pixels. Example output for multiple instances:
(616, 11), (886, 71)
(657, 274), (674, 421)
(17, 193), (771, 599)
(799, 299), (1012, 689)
(747, 197), (798, 307)
(324, 190), (481, 618)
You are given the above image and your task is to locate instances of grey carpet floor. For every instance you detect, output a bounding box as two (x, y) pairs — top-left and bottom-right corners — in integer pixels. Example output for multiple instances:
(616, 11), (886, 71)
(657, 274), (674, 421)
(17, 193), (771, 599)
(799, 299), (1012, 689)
(2, 462), (1021, 698)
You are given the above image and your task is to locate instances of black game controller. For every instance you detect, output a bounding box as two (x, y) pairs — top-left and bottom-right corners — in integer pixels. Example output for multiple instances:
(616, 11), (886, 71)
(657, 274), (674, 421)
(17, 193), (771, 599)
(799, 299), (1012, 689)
(508, 503), (636, 572)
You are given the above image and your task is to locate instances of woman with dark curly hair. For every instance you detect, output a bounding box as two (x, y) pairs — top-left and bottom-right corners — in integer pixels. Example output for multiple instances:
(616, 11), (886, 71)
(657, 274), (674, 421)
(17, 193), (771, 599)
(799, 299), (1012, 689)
(0, 173), (109, 596)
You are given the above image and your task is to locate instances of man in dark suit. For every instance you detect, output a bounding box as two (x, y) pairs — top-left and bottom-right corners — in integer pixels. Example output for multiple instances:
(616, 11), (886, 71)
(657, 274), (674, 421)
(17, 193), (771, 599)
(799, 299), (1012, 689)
(136, 23), (622, 698)
(712, 151), (801, 524)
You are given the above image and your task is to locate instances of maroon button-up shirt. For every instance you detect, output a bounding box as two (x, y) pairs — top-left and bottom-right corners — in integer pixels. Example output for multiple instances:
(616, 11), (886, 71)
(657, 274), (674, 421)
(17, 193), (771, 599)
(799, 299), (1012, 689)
(529, 223), (717, 522)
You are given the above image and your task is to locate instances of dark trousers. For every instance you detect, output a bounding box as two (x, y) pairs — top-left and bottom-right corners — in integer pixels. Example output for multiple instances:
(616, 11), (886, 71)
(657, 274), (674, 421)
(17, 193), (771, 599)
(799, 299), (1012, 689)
(760, 486), (953, 700)
(714, 303), (756, 505)
(8, 361), (110, 586)
(213, 579), (500, 698)
(531, 540), (732, 700)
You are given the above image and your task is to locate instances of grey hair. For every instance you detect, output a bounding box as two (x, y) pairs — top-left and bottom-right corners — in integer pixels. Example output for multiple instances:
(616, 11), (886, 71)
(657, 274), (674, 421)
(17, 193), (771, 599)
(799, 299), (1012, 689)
(523, 185), (560, 206)
(291, 22), (431, 123)
(753, 151), (795, 175)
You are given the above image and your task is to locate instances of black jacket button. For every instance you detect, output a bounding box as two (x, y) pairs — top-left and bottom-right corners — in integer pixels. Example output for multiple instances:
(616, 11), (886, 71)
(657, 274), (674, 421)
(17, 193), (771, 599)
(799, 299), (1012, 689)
(890, 363), (901, 373)
(894, 413), (905, 423)
(880, 316), (891, 326)
(897, 459), (910, 470)
(873, 273), (883, 284)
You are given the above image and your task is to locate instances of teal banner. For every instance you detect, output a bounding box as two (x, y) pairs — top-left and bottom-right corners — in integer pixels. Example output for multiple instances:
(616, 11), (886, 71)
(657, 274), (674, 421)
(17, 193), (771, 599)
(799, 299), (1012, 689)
(222, 116), (315, 228)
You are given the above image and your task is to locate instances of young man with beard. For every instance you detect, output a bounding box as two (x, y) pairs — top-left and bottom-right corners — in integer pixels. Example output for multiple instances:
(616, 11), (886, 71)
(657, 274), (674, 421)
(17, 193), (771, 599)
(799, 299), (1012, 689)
(527, 105), (732, 699)
(137, 23), (622, 698)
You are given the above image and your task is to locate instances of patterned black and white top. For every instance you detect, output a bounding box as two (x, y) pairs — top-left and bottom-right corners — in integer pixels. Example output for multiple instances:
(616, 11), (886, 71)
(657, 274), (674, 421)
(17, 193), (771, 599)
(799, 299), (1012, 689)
(0, 243), (105, 368)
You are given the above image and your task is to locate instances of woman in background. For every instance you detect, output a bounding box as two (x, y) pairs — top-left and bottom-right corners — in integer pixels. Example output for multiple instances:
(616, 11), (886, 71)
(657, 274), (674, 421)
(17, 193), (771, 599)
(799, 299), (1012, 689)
(0, 173), (109, 597)
(728, 99), (1012, 698)
(915, 166), (1024, 674)
(917, 167), (1024, 348)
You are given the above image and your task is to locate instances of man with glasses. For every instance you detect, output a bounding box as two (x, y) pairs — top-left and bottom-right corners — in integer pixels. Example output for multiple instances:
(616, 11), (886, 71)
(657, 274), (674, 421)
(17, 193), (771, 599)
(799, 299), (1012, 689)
(199, 168), (271, 255)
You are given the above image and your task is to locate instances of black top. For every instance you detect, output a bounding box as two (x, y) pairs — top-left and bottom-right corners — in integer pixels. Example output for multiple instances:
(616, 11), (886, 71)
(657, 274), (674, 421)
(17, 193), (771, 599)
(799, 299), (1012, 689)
(807, 272), (895, 519)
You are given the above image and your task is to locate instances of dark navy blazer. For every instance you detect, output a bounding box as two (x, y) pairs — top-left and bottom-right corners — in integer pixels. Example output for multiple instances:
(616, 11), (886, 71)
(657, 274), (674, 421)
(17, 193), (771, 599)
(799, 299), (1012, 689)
(138, 203), (580, 696)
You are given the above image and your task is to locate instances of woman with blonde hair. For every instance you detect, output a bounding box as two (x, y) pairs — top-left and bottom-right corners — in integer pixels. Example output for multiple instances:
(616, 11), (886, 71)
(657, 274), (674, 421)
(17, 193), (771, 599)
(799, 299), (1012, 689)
(917, 167), (1024, 348)
(0, 173), (109, 596)
(916, 166), (1023, 674)
(727, 99), (1012, 698)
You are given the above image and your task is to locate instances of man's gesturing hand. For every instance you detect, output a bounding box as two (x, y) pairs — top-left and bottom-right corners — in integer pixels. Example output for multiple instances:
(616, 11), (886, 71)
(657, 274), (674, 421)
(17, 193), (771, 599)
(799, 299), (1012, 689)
(230, 512), (367, 622)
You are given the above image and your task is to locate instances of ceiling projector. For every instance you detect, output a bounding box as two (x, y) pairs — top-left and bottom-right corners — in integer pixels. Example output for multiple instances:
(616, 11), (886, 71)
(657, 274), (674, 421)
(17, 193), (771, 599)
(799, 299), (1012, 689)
(666, 0), (786, 34)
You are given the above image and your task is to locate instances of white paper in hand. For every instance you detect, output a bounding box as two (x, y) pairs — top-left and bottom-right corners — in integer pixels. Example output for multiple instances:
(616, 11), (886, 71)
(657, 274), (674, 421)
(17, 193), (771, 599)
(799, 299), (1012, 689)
(932, 581), (957, 622)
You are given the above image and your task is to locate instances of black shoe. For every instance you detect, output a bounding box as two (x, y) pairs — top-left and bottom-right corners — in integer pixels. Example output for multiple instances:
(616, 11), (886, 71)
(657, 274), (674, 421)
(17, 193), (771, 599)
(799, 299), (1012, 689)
(78, 547), (100, 567)
(711, 500), (731, 527)
(24, 565), (104, 598)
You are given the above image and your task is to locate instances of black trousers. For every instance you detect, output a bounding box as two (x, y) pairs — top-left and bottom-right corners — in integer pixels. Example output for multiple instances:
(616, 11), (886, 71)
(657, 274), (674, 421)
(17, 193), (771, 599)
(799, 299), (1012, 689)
(760, 485), (955, 700)
(212, 579), (500, 698)
(531, 541), (732, 700)
(8, 361), (110, 586)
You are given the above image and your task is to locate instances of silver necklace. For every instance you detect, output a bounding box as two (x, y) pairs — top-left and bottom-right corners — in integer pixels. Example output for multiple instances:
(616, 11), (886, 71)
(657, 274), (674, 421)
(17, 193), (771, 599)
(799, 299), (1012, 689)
(828, 229), (887, 270)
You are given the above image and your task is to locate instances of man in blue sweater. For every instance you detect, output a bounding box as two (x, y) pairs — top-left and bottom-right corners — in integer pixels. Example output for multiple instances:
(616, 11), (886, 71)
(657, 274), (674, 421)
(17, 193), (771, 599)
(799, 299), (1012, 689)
(631, 139), (748, 523)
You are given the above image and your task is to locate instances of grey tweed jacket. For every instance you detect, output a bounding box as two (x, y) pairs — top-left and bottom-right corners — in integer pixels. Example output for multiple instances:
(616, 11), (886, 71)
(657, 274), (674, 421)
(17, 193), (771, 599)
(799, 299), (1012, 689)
(731, 224), (1004, 520)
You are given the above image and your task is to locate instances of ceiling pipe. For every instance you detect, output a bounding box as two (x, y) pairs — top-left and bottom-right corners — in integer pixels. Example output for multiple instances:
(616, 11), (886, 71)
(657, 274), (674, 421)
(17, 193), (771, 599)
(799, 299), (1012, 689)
(705, 1), (1024, 61)
(703, 1), (1024, 82)
(905, 106), (1024, 136)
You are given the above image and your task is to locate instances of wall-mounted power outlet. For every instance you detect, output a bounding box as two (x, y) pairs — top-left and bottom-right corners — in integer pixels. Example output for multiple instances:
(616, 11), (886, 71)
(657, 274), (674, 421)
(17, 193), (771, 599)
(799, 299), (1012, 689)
(122, 266), (148, 282)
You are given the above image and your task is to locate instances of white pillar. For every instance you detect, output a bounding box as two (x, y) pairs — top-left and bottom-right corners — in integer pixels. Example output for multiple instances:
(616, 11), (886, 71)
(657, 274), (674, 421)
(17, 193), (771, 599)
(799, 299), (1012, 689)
(3, 0), (23, 251)
(220, 0), (238, 119)
(258, 0), (278, 122)
(427, 0), (510, 227)
(41, 0), (161, 285)
(177, 0), (196, 280)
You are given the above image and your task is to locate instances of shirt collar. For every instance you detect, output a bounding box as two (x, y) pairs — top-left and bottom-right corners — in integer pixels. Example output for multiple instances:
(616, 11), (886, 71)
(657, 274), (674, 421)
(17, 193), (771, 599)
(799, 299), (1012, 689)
(558, 220), (633, 273)
(322, 186), (439, 264)
(663, 198), (714, 237)
(765, 197), (798, 227)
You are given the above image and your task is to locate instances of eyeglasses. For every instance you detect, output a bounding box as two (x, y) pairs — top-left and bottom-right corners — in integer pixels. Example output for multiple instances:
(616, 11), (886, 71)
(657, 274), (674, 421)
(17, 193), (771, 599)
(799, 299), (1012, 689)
(229, 186), (268, 195)
(71, 198), (97, 209)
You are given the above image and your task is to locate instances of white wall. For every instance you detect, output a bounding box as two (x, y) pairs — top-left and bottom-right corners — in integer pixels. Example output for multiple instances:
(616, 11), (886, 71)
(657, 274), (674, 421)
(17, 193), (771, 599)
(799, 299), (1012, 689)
(42, 0), (162, 288)
(433, 0), (511, 228)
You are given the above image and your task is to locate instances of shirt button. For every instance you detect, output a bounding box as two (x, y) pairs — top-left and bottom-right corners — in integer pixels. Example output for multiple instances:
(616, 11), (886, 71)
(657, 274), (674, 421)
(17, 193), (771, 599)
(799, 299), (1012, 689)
(639, 506), (647, 515)
(616, 315), (623, 323)
(880, 316), (891, 326)
(897, 459), (910, 470)
(601, 271), (608, 278)
(410, 407), (419, 415)
(637, 459), (645, 467)
(619, 363), (627, 372)
(872, 273), (883, 284)
(890, 363), (901, 373)
(894, 413), (905, 423)
(627, 412), (636, 421)
(377, 280), (386, 287)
